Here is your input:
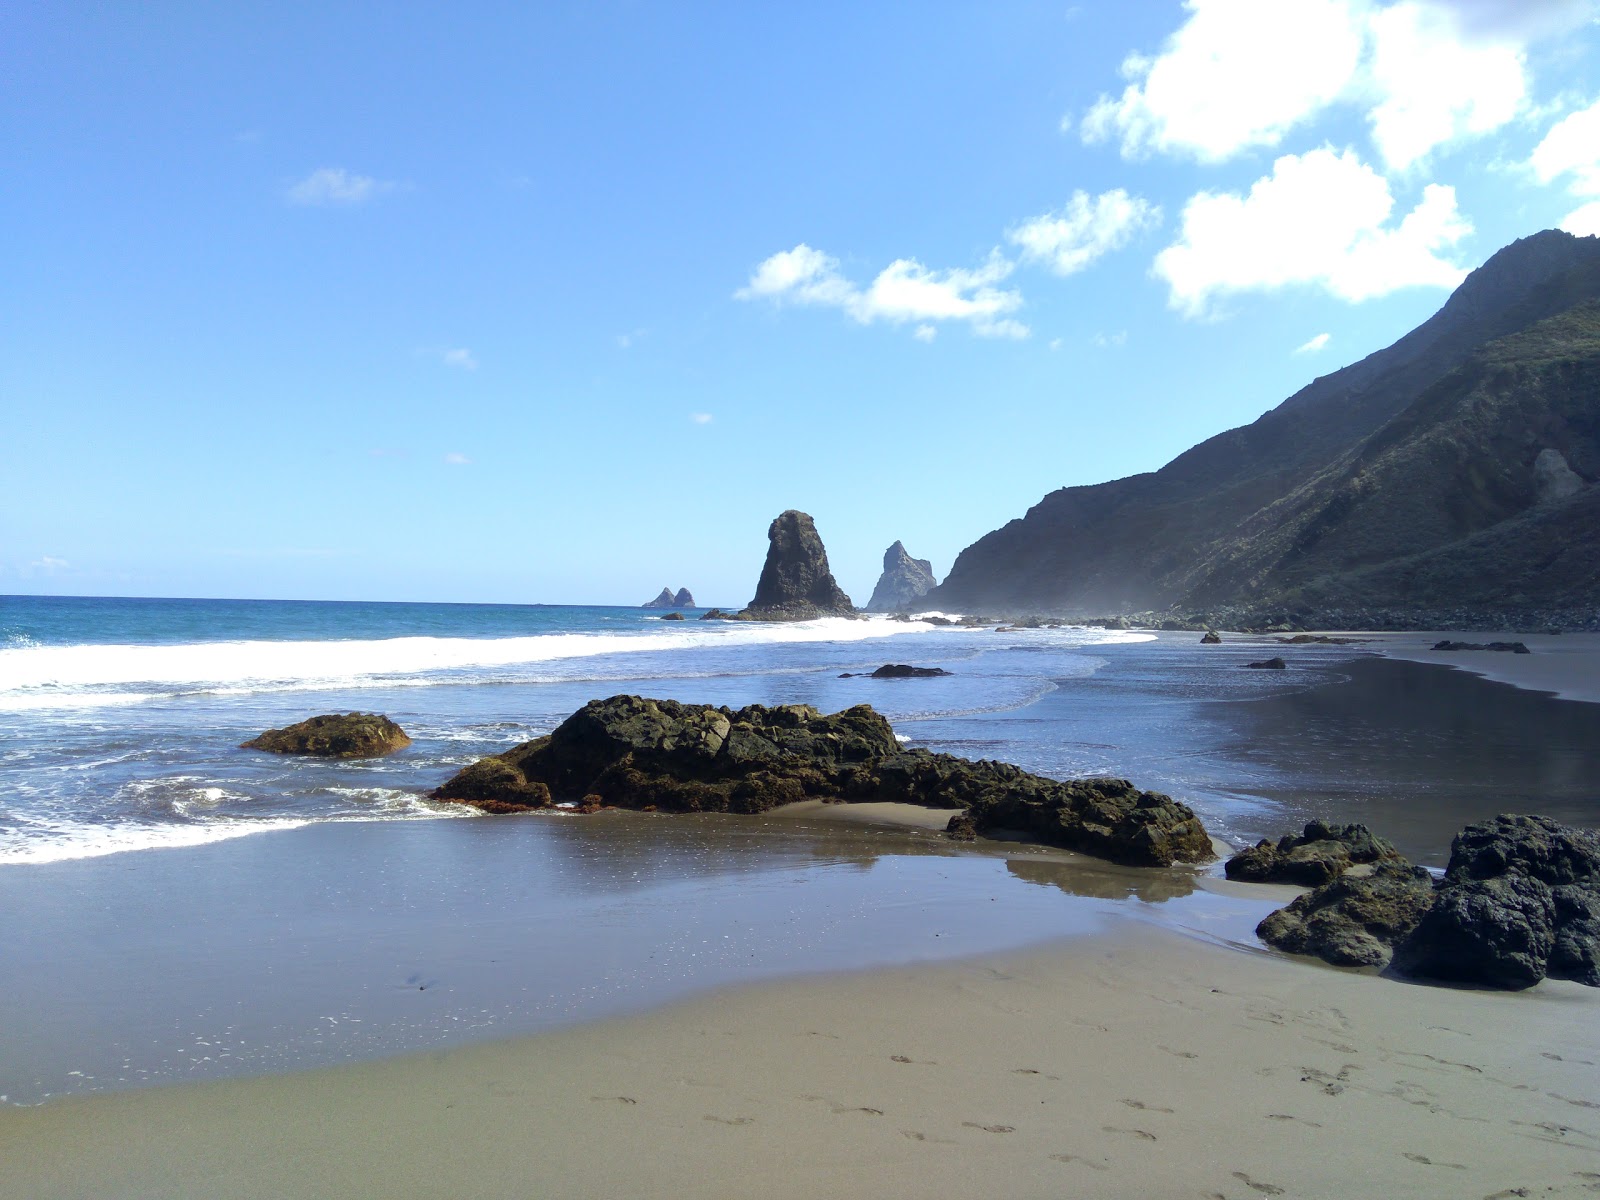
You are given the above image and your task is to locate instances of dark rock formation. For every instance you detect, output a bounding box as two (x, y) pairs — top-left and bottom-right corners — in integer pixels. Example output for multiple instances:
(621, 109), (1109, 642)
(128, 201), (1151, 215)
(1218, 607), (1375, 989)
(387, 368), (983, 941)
(1257, 861), (1437, 967)
(1244, 657), (1288, 669)
(643, 588), (694, 609)
(924, 231), (1600, 628)
(241, 713), (410, 758)
(736, 511), (856, 621)
(1252, 813), (1600, 988)
(1226, 821), (1405, 887)
(1275, 634), (1361, 644)
(699, 608), (731, 620)
(1200, 630), (1221, 644)
(1432, 640), (1531, 653)
(865, 541), (937, 612)
(660, 612), (684, 620)
(432, 695), (1214, 867)
(839, 664), (953, 679)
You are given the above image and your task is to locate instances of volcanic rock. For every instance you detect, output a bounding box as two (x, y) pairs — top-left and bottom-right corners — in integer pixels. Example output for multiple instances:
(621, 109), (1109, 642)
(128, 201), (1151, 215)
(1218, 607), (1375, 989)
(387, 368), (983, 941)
(660, 612), (684, 620)
(1226, 821), (1405, 887)
(643, 588), (695, 609)
(1245, 657), (1288, 669)
(736, 511), (855, 621)
(432, 695), (1214, 868)
(838, 664), (953, 679)
(1432, 640), (1531, 653)
(642, 588), (676, 608)
(672, 588), (695, 607)
(865, 541), (937, 612)
(1256, 861), (1437, 968)
(1200, 630), (1221, 644)
(241, 713), (411, 758)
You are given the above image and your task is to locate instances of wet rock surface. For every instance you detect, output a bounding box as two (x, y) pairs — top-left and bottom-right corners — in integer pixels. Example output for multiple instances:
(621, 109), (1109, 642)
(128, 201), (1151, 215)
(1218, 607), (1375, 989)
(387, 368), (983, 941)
(838, 664), (953, 679)
(1432, 640), (1531, 653)
(432, 695), (1214, 867)
(1252, 813), (1600, 989)
(1257, 861), (1437, 968)
(1226, 821), (1405, 886)
(241, 713), (411, 758)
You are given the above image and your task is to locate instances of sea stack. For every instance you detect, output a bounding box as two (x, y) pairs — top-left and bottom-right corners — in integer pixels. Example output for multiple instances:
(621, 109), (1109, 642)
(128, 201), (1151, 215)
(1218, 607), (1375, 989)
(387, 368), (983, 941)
(864, 541), (937, 612)
(642, 588), (695, 609)
(737, 510), (855, 621)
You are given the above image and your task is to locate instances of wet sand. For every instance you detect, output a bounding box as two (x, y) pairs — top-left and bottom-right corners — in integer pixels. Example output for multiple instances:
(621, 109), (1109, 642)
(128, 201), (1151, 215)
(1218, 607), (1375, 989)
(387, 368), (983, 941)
(5, 918), (1597, 1200)
(1365, 631), (1600, 704)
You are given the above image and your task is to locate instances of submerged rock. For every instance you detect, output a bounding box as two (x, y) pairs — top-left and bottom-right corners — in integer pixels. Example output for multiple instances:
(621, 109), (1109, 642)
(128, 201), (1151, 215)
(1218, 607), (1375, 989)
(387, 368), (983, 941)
(1244, 657), (1288, 669)
(1200, 630), (1221, 644)
(838, 664), (953, 679)
(241, 713), (411, 758)
(660, 612), (685, 620)
(736, 510), (856, 621)
(1257, 861), (1437, 967)
(865, 541), (937, 612)
(432, 695), (1215, 868)
(1226, 821), (1405, 886)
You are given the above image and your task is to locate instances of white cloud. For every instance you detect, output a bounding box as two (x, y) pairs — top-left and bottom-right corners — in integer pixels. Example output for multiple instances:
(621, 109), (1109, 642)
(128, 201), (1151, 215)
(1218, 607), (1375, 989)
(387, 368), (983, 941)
(1365, 2), (1529, 171)
(1048, 337), (1063, 351)
(1153, 147), (1472, 317)
(1295, 332), (1333, 353)
(441, 348), (478, 370)
(1529, 97), (1600, 197)
(286, 167), (394, 206)
(1081, 0), (1366, 162)
(1080, 0), (1568, 170)
(27, 555), (69, 575)
(1008, 189), (1162, 275)
(1092, 330), (1128, 348)
(690, 412), (714, 424)
(444, 452), (471, 465)
(737, 244), (1029, 338)
(1560, 201), (1600, 236)
(913, 324), (937, 342)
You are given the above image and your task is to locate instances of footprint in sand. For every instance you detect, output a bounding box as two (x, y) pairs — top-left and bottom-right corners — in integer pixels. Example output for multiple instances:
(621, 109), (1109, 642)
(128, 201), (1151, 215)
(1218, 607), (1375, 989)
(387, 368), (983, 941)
(1120, 1099), (1174, 1114)
(1049, 1154), (1109, 1171)
(962, 1122), (1016, 1134)
(1012, 1068), (1062, 1080)
(899, 1129), (955, 1145)
(1102, 1126), (1157, 1141)
(1265, 1113), (1323, 1128)
(703, 1115), (753, 1126)
(1158, 1045), (1199, 1060)
(801, 1094), (884, 1116)
(891, 1055), (937, 1065)
(1404, 1152), (1467, 1169)
(1484, 1188), (1532, 1199)
(1232, 1170), (1286, 1195)
(589, 1095), (638, 1105)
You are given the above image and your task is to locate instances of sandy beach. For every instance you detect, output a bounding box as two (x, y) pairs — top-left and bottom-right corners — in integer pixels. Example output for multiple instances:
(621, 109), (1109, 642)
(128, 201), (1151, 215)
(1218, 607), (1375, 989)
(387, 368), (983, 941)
(1355, 631), (1600, 705)
(5, 914), (1597, 1200)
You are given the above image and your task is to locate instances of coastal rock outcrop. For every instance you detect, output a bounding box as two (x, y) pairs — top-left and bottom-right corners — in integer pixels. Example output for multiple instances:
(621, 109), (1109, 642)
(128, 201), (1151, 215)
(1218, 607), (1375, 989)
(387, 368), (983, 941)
(1244, 657), (1288, 669)
(432, 695), (1215, 868)
(1431, 640), (1531, 653)
(643, 588), (695, 609)
(1252, 813), (1600, 988)
(1226, 821), (1405, 887)
(1257, 861), (1437, 967)
(736, 511), (856, 621)
(241, 713), (411, 758)
(1200, 630), (1221, 644)
(865, 542), (937, 612)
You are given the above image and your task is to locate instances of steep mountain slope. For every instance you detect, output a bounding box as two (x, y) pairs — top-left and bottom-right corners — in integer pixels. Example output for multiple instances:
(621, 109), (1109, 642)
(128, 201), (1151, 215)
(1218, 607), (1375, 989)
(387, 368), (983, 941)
(927, 231), (1600, 623)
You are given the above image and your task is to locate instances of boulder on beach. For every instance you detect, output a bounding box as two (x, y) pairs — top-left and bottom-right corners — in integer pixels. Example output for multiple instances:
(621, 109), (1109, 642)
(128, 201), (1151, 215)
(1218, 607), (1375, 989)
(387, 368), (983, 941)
(1257, 860), (1438, 967)
(431, 695), (1215, 868)
(1252, 813), (1600, 989)
(735, 510), (856, 621)
(1226, 821), (1405, 887)
(865, 541), (937, 612)
(241, 713), (411, 758)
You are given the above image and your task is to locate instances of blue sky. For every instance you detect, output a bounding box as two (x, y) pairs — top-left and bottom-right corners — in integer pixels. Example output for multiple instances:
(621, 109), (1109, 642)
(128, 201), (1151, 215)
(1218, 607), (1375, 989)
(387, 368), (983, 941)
(5, 1), (1599, 606)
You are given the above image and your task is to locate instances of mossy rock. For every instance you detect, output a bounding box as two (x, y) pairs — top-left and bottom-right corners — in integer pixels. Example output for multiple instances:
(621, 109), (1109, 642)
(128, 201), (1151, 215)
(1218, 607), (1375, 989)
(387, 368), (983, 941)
(241, 713), (411, 758)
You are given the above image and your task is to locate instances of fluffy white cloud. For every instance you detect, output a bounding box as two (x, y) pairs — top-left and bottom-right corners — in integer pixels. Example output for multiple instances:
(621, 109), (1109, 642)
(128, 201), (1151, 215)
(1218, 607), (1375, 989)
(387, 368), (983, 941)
(1081, 0), (1565, 169)
(737, 244), (1028, 338)
(1295, 332), (1333, 353)
(1081, 0), (1366, 162)
(1560, 201), (1600, 236)
(286, 168), (393, 206)
(1530, 98), (1600, 196)
(1153, 147), (1472, 316)
(1365, 2), (1529, 170)
(1008, 190), (1162, 275)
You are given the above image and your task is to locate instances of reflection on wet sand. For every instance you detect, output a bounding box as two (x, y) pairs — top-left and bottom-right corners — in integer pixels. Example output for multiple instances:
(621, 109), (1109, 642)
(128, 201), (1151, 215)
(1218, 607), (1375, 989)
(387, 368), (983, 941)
(1005, 854), (1199, 903)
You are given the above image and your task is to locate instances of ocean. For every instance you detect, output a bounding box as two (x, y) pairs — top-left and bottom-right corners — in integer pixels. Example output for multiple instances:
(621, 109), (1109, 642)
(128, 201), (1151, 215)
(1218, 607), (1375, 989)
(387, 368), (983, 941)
(5, 594), (1600, 1103)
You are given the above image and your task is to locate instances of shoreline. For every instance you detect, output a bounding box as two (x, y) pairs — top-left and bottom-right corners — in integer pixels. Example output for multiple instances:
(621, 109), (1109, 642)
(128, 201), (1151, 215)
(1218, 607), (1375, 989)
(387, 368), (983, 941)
(1352, 630), (1600, 705)
(5, 918), (1595, 1199)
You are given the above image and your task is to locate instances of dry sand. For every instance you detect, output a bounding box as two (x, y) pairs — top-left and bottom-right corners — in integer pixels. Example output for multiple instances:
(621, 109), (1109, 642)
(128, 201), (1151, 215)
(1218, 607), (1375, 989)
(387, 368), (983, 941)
(5, 917), (1597, 1200)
